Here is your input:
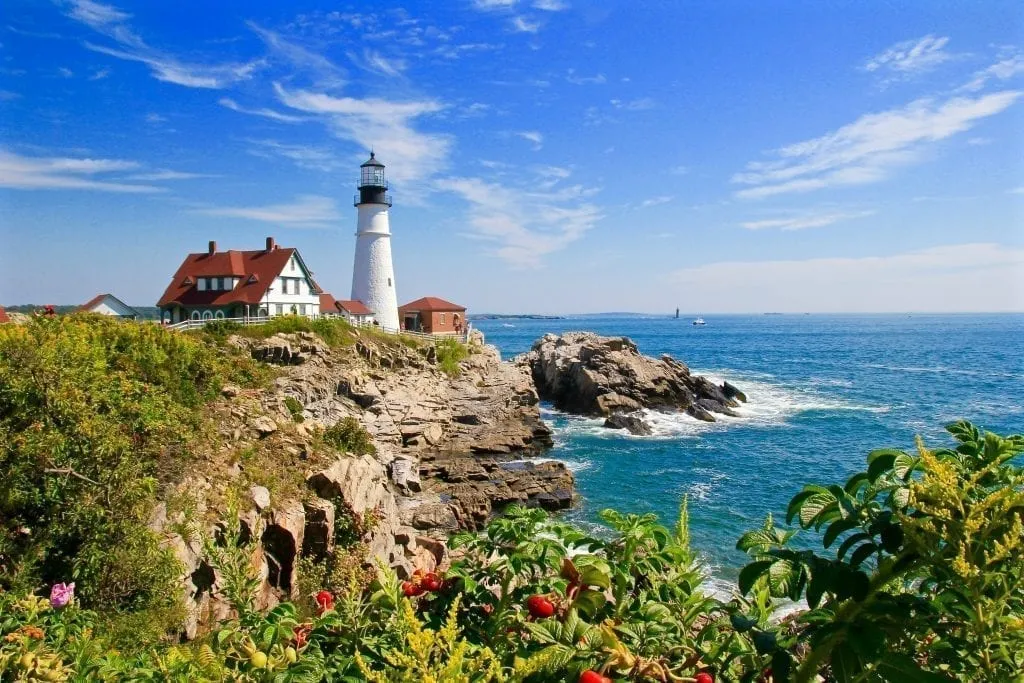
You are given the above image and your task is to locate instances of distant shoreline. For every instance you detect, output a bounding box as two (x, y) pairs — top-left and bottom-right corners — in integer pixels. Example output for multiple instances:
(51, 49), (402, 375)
(469, 314), (567, 320)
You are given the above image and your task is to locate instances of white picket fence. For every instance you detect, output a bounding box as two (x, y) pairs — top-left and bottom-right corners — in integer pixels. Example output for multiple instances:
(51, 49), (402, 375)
(165, 315), (470, 343)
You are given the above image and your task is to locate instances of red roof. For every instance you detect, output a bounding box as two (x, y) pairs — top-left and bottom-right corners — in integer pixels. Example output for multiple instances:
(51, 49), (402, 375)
(399, 296), (466, 313)
(157, 245), (315, 308)
(0, 306), (9, 324)
(337, 299), (372, 315)
(319, 293), (373, 316)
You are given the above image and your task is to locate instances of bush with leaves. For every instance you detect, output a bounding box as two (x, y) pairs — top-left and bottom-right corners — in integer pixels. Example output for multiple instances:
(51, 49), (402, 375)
(0, 314), (268, 645)
(321, 416), (377, 456)
(735, 420), (1024, 682)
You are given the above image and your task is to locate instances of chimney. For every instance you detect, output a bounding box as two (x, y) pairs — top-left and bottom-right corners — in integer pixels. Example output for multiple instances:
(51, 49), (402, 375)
(208, 240), (217, 255)
(266, 236), (276, 252)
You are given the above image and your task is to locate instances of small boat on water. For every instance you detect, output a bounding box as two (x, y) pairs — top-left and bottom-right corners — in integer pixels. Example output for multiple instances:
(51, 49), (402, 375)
(692, 317), (706, 326)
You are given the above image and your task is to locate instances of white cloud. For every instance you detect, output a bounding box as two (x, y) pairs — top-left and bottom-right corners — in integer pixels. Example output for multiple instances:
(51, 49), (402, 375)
(0, 90), (21, 101)
(611, 97), (655, 110)
(441, 176), (602, 268)
(511, 16), (540, 33)
(640, 195), (673, 208)
(145, 112), (166, 123)
(0, 148), (158, 192)
(960, 53), (1024, 92)
(67, 0), (262, 89)
(516, 130), (543, 149)
(863, 35), (954, 76)
(58, 67), (74, 78)
(740, 210), (874, 231)
(362, 49), (406, 77)
(89, 67), (111, 80)
(247, 22), (346, 90)
(245, 139), (344, 172)
(1010, 186), (1024, 195)
(566, 69), (605, 85)
(534, 0), (568, 9)
(273, 83), (449, 183)
(966, 136), (991, 146)
(667, 243), (1024, 312)
(125, 169), (214, 181)
(195, 194), (340, 228)
(473, 0), (517, 8)
(733, 91), (1022, 199)
(669, 165), (689, 175)
(219, 97), (306, 123)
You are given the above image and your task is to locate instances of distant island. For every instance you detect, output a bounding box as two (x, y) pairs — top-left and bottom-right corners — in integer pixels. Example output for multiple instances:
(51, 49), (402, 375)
(469, 314), (566, 320)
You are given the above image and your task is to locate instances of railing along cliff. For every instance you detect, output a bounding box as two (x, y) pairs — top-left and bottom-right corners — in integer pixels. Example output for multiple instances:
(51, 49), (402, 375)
(165, 316), (470, 343)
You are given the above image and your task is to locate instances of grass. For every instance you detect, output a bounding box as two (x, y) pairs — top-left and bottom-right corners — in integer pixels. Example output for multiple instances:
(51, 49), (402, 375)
(435, 337), (469, 377)
(284, 396), (305, 422)
(321, 416), (376, 456)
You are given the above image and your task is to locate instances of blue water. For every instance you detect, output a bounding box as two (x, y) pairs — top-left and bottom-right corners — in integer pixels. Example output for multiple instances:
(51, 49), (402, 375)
(473, 314), (1024, 584)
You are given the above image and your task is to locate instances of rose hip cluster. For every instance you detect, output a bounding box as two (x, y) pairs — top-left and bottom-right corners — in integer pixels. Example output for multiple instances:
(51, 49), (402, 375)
(401, 569), (443, 597)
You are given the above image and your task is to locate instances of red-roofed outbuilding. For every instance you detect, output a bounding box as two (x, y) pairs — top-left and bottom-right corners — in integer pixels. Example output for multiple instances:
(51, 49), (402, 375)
(319, 293), (374, 325)
(0, 306), (9, 324)
(399, 296), (467, 335)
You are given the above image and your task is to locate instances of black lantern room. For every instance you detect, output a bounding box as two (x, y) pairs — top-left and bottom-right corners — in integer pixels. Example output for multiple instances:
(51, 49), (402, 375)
(355, 152), (392, 207)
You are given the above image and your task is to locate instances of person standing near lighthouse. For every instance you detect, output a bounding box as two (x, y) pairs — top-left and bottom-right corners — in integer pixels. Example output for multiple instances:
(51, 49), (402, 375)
(351, 152), (400, 331)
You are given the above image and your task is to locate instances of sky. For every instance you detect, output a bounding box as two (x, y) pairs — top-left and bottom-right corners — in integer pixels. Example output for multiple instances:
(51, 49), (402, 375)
(1, 0), (1022, 313)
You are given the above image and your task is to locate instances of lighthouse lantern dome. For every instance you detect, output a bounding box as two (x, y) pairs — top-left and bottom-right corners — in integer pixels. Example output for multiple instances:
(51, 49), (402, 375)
(359, 152), (387, 188)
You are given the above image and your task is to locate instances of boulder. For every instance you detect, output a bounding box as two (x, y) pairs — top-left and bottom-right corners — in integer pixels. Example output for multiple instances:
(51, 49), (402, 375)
(603, 413), (653, 436)
(517, 332), (747, 422)
(251, 416), (277, 436)
(249, 485), (271, 511)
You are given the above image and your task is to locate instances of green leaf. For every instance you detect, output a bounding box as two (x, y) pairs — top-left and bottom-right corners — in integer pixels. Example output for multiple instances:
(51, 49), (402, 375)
(837, 532), (873, 561)
(786, 486), (827, 525)
(849, 542), (878, 568)
(823, 517), (860, 549)
(738, 560), (773, 595)
(867, 451), (897, 481)
(768, 558), (801, 598)
(578, 565), (610, 590)
(893, 453), (920, 480)
(729, 613), (758, 633)
(830, 644), (864, 683)
(799, 491), (838, 528)
(874, 653), (955, 682)
(572, 589), (606, 618)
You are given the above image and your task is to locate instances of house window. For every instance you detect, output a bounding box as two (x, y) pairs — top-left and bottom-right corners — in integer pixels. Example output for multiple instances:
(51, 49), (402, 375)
(290, 259), (296, 272)
(190, 311), (200, 321)
(202, 311), (213, 320)
(299, 304), (307, 315)
(440, 312), (446, 325)
(276, 304), (283, 315)
(215, 310), (225, 319)
(198, 278), (206, 291)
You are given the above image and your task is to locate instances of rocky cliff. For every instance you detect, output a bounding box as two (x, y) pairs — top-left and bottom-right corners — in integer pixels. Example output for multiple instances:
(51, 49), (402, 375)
(154, 330), (572, 637)
(518, 332), (747, 432)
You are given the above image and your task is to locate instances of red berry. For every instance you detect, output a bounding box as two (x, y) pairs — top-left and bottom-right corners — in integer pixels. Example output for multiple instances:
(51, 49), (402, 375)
(422, 573), (442, 592)
(314, 590), (334, 613)
(696, 673), (714, 683)
(526, 594), (555, 619)
(579, 671), (605, 683)
(401, 581), (421, 597)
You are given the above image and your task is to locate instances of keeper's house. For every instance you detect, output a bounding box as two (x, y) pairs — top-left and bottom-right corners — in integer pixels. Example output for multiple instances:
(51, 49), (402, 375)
(399, 297), (467, 335)
(157, 237), (323, 324)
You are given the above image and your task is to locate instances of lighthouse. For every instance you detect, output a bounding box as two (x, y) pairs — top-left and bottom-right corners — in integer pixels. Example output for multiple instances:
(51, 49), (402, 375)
(351, 152), (399, 331)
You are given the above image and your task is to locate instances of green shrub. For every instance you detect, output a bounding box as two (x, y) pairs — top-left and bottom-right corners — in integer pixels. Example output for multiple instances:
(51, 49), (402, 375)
(222, 315), (356, 348)
(435, 337), (469, 377)
(321, 416), (376, 456)
(0, 315), (267, 644)
(284, 396), (305, 423)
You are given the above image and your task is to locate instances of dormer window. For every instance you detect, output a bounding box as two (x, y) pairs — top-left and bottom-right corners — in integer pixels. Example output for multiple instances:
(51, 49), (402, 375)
(198, 278), (206, 292)
(247, 274), (259, 284)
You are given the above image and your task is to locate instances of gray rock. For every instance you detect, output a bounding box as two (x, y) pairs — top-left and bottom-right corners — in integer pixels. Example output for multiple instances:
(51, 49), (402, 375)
(251, 415), (277, 436)
(603, 413), (653, 435)
(249, 485), (271, 511)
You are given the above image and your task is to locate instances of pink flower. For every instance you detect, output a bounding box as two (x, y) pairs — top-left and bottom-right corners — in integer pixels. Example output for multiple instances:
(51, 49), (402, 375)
(49, 582), (75, 608)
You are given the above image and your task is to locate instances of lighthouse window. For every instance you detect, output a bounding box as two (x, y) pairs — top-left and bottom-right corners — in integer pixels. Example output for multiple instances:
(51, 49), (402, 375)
(388, 278), (392, 287)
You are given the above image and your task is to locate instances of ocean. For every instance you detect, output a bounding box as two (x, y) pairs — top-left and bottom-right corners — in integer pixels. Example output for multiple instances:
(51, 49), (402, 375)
(472, 313), (1024, 587)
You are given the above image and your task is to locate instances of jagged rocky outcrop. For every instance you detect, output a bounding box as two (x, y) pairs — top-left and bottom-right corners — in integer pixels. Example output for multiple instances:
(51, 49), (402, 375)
(518, 332), (746, 428)
(155, 329), (573, 638)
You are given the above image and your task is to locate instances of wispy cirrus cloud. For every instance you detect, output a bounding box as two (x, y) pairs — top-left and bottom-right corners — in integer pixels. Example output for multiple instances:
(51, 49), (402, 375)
(959, 52), (1024, 92)
(639, 195), (673, 208)
(245, 138), (345, 172)
(515, 130), (544, 150)
(66, 0), (263, 89)
(732, 91), (1022, 199)
(272, 83), (449, 183)
(441, 175), (602, 268)
(863, 35), (955, 78)
(611, 97), (655, 111)
(511, 16), (541, 33)
(195, 194), (340, 228)
(740, 210), (874, 231)
(219, 97), (306, 123)
(247, 21), (346, 90)
(88, 67), (111, 80)
(566, 69), (605, 85)
(0, 148), (159, 192)
(125, 169), (215, 181)
(360, 49), (407, 77)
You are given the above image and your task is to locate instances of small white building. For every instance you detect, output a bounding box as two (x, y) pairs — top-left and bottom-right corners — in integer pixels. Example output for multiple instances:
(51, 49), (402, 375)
(79, 293), (140, 319)
(157, 237), (328, 324)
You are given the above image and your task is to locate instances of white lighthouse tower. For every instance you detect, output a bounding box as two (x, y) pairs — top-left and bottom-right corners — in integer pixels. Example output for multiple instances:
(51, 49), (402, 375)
(351, 152), (399, 331)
